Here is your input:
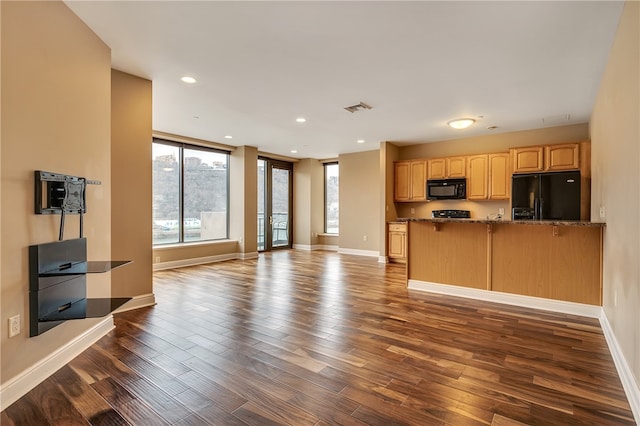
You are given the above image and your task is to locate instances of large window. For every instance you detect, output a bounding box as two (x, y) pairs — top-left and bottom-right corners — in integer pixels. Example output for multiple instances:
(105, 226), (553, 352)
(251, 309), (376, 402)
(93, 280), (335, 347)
(324, 162), (339, 234)
(152, 139), (229, 245)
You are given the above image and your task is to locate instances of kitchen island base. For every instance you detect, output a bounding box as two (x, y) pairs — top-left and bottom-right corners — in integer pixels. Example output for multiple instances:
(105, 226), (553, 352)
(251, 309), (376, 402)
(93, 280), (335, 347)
(407, 220), (603, 306)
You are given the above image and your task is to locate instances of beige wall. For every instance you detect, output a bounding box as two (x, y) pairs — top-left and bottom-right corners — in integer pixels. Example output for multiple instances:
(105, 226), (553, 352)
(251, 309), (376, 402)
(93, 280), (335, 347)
(590, 0), (639, 387)
(293, 158), (324, 247)
(398, 123), (588, 159)
(230, 145), (258, 255)
(339, 150), (380, 253)
(1, 0), (111, 383)
(389, 124), (589, 220)
(111, 70), (153, 298)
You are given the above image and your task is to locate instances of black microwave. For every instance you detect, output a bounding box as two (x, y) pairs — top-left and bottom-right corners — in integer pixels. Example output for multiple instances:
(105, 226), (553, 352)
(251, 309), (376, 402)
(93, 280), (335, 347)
(427, 178), (467, 200)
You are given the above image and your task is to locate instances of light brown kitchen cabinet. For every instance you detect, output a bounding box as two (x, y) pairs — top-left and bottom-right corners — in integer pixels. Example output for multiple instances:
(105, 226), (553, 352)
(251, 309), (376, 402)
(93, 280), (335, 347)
(511, 146), (544, 173)
(467, 155), (488, 200)
(427, 158), (446, 179)
(467, 153), (510, 200)
(545, 143), (579, 171)
(394, 160), (427, 202)
(428, 156), (466, 179)
(512, 143), (580, 173)
(488, 153), (510, 199)
(388, 222), (407, 262)
(447, 156), (466, 178)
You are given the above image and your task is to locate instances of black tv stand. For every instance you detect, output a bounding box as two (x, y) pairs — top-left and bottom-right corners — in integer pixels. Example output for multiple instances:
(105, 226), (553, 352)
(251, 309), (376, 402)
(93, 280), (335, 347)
(29, 238), (131, 337)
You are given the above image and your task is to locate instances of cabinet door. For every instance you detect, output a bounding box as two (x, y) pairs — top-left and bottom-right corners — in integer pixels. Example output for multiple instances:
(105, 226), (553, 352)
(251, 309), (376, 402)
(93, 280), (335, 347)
(427, 158), (446, 179)
(388, 231), (406, 259)
(394, 162), (410, 201)
(489, 153), (510, 199)
(512, 146), (544, 173)
(467, 155), (488, 200)
(545, 143), (579, 171)
(409, 160), (427, 201)
(447, 156), (467, 178)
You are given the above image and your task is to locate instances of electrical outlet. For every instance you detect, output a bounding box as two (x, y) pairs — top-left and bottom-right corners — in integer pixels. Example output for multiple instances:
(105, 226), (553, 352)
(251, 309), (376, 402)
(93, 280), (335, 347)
(410, 208), (415, 215)
(599, 206), (606, 219)
(9, 315), (20, 338)
(363, 235), (368, 241)
(155, 256), (160, 263)
(498, 208), (505, 215)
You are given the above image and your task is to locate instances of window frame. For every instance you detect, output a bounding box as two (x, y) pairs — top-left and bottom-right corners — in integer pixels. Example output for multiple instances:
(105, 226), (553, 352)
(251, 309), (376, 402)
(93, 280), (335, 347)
(152, 137), (230, 246)
(324, 161), (339, 235)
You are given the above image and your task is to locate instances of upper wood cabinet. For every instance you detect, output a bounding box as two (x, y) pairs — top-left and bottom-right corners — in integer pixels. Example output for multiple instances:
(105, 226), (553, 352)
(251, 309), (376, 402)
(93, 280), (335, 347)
(394, 160), (427, 202)
(427, 158), (446, 179)
(545, 143), (580, 171)
(512, 143), (580, 173)
(488, 153), (510, 199)
(447, 157), (466, 178)
(467, 153), (510, 200)
(511, 146), (544, 173)
(467, 155), (488, 200)
(427, 156), (466, 179)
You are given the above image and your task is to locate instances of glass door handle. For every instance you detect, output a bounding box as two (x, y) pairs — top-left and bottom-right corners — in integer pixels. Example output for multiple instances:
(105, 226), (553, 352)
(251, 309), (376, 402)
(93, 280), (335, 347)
(269, 216), (273, 225)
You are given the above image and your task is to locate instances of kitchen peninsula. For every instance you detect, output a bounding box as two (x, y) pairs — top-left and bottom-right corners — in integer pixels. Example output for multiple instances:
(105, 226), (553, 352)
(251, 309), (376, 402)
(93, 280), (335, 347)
(402, 218), (604, 306)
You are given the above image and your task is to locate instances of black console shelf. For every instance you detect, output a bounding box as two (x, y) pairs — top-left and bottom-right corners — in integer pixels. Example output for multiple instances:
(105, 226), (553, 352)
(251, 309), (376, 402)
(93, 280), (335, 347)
(29, 238), (131, 337)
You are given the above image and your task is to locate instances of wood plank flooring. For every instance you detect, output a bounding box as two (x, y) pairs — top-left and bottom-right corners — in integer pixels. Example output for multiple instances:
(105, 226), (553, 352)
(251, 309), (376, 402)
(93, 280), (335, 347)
(2, 250), (635, 425)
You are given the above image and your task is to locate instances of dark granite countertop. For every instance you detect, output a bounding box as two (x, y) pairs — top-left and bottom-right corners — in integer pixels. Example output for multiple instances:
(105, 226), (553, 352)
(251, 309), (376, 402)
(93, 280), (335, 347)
(396, 217), (605, 227)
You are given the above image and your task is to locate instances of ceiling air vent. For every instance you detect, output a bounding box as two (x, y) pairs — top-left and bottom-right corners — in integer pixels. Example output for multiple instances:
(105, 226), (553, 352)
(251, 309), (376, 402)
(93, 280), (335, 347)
(344, 102), (372, 113)
(541, 114), (570, 125)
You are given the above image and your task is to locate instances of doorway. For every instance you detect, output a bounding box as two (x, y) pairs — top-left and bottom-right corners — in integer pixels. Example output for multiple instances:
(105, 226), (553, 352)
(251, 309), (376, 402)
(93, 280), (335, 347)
(258, 158), (293, 251)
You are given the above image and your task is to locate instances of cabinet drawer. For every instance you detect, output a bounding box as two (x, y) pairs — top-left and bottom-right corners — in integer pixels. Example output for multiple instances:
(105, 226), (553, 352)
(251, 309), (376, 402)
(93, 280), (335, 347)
(389, 223), (407, 232)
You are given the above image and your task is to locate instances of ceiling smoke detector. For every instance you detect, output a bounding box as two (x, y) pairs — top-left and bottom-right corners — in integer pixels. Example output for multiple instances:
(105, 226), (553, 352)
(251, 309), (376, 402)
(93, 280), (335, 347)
(344, 102), (372, 113)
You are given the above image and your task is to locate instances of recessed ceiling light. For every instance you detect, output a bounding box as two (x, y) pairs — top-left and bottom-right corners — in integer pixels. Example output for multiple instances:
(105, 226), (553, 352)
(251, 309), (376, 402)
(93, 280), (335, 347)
(357, 139), (365, 144)
(181, 76), (197, 84)
(447, 118), (475, 129)
(296, 117), (306, 123)
(290, 150), (298, 154)
(224, 135), (233, 139)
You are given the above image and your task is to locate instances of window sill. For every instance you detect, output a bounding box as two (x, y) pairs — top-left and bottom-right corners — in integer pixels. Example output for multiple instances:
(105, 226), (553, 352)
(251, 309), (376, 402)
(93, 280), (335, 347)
(319, 233), (339, 237)
(153, 239), (238, 250)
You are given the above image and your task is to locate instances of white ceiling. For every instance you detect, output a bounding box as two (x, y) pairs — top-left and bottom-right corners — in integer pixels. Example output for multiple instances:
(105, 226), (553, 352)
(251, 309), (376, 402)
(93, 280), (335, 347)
(65, 1), (624, 160)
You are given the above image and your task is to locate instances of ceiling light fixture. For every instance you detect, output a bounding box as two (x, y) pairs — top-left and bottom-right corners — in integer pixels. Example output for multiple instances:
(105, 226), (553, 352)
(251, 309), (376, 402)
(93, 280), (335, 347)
(181, 76), (197, 84)
(290, 150), (298, 154)
(357, 140), (365, 144)
(447, 118), (475, 129)
(224, 135), (233, 139)
(296, 117), (306, 123)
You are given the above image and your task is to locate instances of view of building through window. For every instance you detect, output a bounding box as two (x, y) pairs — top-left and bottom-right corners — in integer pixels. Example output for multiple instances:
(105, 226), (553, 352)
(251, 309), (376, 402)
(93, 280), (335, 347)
(152, 140), (229, 245)
(325, 163), (339, 234)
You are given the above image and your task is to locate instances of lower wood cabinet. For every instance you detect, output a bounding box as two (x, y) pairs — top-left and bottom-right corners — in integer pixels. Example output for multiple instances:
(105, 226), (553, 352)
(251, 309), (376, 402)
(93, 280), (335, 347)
(388, 222), (407, 262)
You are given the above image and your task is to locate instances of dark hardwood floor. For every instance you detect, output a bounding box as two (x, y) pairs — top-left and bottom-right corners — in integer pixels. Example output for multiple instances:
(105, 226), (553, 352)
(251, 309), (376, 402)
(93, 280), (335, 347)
(2, 250), (634, 425)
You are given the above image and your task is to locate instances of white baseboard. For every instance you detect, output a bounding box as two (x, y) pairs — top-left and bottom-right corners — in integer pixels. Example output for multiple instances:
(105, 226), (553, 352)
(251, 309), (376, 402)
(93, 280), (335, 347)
(153, 253), (239, 271)
(337, 248), (380, 258)
(293, 244), (312, 251)
(293, 244), (338, 252)
(407, 280), (602, 318)
(238, 251), (259, 260)
(0, 317), (114, 411)
(378, 256), (389, 263)
(599, 311), (640, 424)
(113, 293), (156, 314)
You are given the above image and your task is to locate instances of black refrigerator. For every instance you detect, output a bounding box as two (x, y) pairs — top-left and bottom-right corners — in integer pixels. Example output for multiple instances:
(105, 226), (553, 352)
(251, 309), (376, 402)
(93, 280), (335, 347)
(511, 171), (581, 220)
